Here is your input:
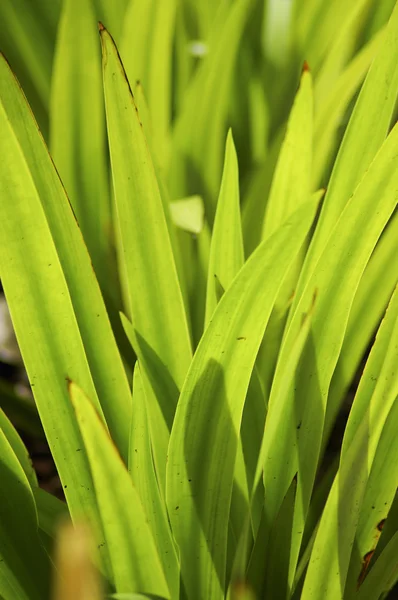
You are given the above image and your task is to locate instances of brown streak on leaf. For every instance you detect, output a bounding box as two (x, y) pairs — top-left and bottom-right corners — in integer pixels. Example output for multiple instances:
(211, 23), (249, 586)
(357, 550), (375, 589)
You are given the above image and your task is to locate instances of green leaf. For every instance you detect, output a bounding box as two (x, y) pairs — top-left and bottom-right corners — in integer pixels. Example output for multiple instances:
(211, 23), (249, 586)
(259, 120), (398, 589)
(261, 67), (312, 239)
(248, 75), (269, 164)
(362, 0), (396, 40)
(0, 54), (133, 583)
(101, 26), (192, 489)
(263, 475), (298, 599)
(248, 291), (316, 594)
(101, 25), (192, 391)
(342, 284), (398, 457)
(50, 0), (111, 289)
(0, 68), (105, 535)
(0, 0), (60, 135)
(121, 0), (176, 169)
(170, 0), (254, 218)
(0, 428), (50, 600)
(313, 28), (383, 187)
(129, 364), (179, 599)
(109, 594), (167, 600)
(166, 198), (318, 600)
(120, 315), (171, 494)
(257, 67), (314, 400)
(301, 285), (398, 598)
(293, 0), (373, 73)
(205, 130), (244, 325)
(70, 382), (170, 599)
(302, 1), (398, 292)
(0, 378), (43, 438)
(346, 390), (398, 596)
(0, 53), (132, 464)
(241, 130), (284, 258)
(93, 0), (129, 41)
(325, 212), (398, 446)
(313, 0), (375, 107)
(371, 491), (398, 569)
(0, 408), (37, 489)
(33, 487), (70, 539)
(355, 532), (398, 600)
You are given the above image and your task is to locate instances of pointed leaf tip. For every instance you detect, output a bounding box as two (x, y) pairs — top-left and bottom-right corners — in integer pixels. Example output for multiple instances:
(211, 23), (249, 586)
(302, 60), (310, 73)
(98, 22), (105, 32)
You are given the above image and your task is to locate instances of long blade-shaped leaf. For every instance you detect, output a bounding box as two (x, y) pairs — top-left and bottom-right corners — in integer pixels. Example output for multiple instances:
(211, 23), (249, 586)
(295, 1), (398, 308)
(325, 213), (398, 446)
(93, 0), (129, 41)
(0, 429), (50, 600)
(169, 0), (254, 218)
(205, 130), (244, 325)
(355, 531), (398, 600)
(261, 66), (312, 239)
(0, 0), (60, 134)
(257, 66), (314, 400)
(166, 198), (318, 600)
(50, 0), (111, 289)
(121, 0), (176, 169)
(302, 286), (398, 598)
(129, 364), (179, 599)
(101, 26), (192, 399)
(0, 90), (110, 559)
(0, 54), (132, 463)
(0, 408), (37, 489)
(101, 27), (192, 490)
(70, 382), (170, 599)
(258, 121), (398, 587)
(33, 487), (70, 539)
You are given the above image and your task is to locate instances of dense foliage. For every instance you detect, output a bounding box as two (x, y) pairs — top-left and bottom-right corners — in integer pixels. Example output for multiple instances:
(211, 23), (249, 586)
(0, 1), (398, 599)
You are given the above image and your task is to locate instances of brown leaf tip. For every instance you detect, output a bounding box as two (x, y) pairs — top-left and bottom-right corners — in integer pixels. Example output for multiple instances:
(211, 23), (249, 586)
(302, 60), (310, 73)
(98, 21), (105, 32)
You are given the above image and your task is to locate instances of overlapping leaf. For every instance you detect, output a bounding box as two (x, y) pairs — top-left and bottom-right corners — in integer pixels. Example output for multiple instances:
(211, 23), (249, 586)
(0, 54), (132, 463)
(0, 428), (50, 600)
(70, 382), (170, 599)
(257, 119), (398, 590)
(302, 285), (398, 598)
(100, 27), (192, 489)
(50, 0), (111, 289)
(166, 198), (318, 600)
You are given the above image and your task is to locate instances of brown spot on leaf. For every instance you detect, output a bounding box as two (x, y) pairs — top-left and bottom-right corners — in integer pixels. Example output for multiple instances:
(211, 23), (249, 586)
(377, 519), (386, 532)
(357, 550), (374, 588)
